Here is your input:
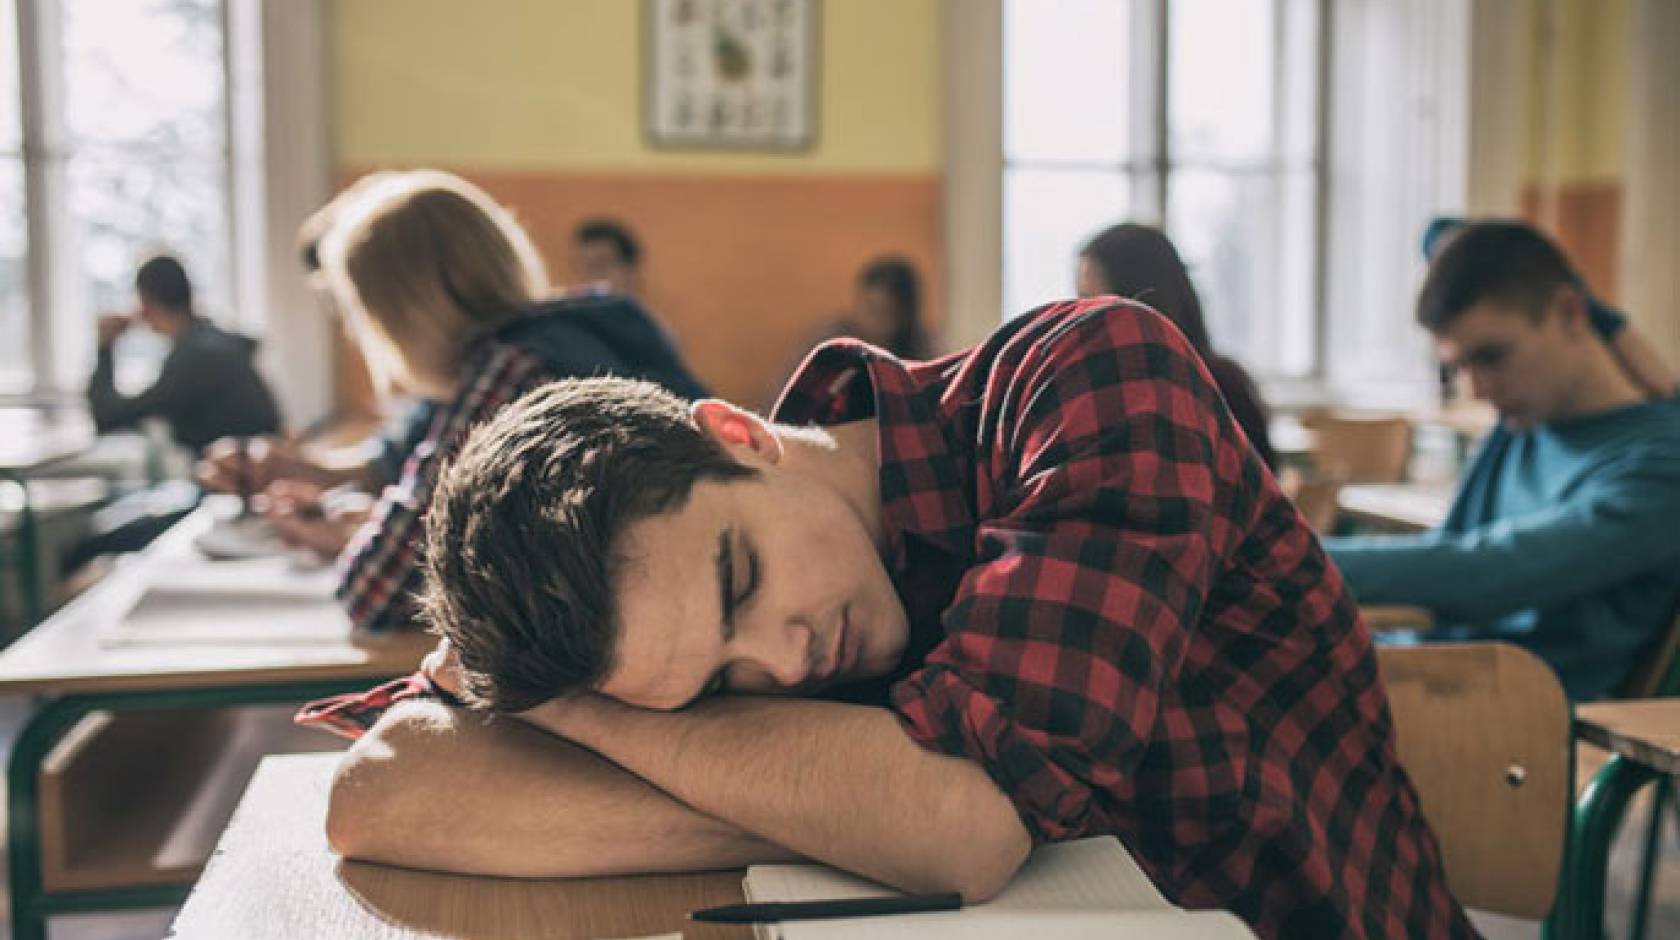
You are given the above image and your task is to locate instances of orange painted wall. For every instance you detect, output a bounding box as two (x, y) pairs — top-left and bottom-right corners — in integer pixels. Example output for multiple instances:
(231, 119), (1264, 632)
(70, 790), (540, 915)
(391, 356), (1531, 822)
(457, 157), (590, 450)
(1520, 182), (1621, 302)
(450, 169), (942, 409)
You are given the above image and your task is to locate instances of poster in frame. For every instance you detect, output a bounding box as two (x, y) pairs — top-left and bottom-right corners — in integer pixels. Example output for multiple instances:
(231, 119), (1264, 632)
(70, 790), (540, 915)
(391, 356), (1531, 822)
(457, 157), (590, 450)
(644, 0), (818, 151)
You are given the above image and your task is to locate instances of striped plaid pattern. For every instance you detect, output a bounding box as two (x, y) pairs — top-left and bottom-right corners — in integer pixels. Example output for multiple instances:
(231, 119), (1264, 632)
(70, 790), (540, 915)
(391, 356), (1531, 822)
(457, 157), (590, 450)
(293, 673), (449, 738)
(774, 299), (1476, 940)
(337, 342), (555, 633)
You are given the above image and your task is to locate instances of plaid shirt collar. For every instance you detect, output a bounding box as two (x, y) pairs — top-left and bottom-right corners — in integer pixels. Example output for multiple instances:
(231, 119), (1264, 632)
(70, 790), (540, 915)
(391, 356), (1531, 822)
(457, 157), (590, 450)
(772, 342), (976, 572)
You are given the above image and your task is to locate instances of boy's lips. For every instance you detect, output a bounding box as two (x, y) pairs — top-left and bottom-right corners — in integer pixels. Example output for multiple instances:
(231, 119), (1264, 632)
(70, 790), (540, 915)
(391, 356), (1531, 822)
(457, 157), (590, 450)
(816, 606), (852, 684)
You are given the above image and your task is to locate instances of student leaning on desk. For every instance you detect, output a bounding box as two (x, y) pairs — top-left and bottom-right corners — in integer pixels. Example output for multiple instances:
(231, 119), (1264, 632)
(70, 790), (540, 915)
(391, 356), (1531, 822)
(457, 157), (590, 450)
(195, 169), (709, 631)
(301, 298), (1477, 940)
(1322, 221), (1680, 701)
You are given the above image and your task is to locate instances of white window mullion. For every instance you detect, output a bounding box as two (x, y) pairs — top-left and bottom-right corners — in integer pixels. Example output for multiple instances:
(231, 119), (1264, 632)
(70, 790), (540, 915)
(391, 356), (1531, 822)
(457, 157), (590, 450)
(16, 0), (64, 395)
(1308, 0), (1333, 380)
(226, 0), (266, 337)
(1141, 0), (1166, 224)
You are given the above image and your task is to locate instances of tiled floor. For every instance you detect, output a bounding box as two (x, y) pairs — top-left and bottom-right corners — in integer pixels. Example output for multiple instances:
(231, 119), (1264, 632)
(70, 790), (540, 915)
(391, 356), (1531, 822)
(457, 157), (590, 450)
(0, 693), (1673, 940)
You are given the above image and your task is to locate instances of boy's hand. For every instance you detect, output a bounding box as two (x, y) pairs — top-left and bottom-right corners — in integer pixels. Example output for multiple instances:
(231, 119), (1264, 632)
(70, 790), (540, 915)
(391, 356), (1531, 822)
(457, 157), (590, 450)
(97, 314), (132, 347)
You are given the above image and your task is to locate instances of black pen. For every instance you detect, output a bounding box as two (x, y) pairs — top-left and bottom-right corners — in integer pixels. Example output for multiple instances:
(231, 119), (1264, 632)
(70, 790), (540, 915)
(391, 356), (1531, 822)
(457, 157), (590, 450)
(691, 892), (963, 924)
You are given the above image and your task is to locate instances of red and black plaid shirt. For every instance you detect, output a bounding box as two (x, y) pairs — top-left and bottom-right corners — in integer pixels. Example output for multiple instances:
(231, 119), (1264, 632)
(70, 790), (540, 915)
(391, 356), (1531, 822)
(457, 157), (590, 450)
(773, 299), (1475, 940)
(302, 298), (1473, 938)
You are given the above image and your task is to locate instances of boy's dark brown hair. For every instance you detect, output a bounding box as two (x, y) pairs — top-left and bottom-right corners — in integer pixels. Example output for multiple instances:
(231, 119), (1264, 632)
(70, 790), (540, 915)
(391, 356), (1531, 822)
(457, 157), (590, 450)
(419, 377), (754, 712)
(1415, 221), (1578, 332)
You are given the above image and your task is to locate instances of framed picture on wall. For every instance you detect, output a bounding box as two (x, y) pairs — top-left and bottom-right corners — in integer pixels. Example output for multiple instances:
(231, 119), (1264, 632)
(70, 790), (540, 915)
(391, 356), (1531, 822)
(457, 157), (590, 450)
(645, 0), (818, 151)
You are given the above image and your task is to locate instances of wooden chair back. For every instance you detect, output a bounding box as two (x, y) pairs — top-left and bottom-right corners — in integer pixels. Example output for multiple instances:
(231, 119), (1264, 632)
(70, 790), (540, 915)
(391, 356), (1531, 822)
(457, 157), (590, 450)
(1300, 411), (1414, 483)
(1279, 468), (1341, 533)
(1378, 642), (1571, 919)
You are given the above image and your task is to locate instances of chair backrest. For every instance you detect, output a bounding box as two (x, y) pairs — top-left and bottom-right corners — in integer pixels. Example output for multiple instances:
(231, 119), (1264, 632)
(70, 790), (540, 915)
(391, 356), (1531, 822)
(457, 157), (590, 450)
(1378, 642), (1571, 919)
(1300, 411), (1414, 483)
(1278, 467), (1341, 533)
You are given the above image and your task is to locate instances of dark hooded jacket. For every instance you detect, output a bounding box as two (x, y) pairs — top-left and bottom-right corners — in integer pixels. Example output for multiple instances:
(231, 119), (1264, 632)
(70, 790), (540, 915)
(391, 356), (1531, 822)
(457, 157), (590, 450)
(490, 294), (709, 401)
(88, 318), (283, 453)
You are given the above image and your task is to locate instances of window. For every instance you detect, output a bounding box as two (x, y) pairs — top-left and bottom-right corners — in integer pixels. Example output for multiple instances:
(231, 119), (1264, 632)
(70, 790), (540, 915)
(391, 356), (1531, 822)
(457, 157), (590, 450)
(1005, 0), (1322, 379)
(0, 0), (27, 389)
(1002, 0), (1468, 401)
(1, 0), (248, 395)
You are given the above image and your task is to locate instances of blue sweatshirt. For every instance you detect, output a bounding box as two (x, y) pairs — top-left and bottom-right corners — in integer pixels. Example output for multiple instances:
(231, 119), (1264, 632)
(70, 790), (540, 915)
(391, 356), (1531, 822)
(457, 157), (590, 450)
(1323, 397), (1680, 700)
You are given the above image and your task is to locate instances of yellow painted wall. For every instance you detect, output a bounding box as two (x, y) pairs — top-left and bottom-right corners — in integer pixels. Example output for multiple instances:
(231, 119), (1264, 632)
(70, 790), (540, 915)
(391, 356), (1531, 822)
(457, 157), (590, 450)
(331, 0), (942, 175)
(1525, 0), (1627, 184)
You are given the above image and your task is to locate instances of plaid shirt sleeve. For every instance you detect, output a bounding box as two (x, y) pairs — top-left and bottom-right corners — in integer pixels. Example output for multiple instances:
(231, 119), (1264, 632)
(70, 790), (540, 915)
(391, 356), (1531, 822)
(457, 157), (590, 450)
(890, 305), (1246, 842)
(336, 344), (555, 634)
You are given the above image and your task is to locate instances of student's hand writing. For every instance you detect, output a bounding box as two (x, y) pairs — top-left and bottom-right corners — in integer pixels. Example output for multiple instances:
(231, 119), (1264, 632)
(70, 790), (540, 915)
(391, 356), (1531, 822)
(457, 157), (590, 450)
(197, 437), (324, 494)
(260, 479), (371, 559)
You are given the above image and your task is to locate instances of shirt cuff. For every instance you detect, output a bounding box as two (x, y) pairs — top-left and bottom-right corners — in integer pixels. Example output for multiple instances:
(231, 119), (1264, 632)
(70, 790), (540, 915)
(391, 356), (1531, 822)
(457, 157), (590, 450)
(890, 662), (1103, 842)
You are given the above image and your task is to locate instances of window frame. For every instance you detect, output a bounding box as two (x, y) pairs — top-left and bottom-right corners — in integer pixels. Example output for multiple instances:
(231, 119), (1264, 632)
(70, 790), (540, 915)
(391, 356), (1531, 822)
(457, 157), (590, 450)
(1000, 0), (1333, 383)
(5, 0), (249, 397)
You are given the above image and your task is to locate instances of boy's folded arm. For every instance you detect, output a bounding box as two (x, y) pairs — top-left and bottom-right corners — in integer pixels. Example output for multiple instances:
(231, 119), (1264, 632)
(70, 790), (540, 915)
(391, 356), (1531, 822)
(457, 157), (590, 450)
(522, 693), (1033, 902)
(324, 697), (799, 878)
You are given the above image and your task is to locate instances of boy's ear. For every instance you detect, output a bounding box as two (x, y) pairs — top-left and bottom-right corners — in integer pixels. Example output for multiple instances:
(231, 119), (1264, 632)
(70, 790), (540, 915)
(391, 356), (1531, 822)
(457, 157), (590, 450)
(1552, 285), (1590, 337)
(691, 399), (783, 465)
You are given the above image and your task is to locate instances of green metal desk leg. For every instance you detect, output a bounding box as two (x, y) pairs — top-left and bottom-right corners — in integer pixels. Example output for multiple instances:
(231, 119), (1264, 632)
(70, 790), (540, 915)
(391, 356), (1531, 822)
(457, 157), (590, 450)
(1629, 777), (1672, 940)
(3, 698), (188, 940)
(7, 695), (107, 940)
(1567, 754), (1662, 940)
(6, 679), (400, 940)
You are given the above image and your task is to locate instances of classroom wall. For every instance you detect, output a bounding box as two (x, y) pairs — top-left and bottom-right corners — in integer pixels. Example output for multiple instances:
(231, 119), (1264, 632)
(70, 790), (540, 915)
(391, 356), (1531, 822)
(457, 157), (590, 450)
(1520, 0), (1627, 301)
(1619, 0), (1680, 360)
(329, 0), (943, 408)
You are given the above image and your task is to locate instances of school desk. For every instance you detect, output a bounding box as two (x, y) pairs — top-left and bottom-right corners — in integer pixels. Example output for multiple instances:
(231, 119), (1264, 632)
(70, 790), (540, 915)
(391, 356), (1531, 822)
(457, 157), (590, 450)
(0, 507), (430, 940)
(171, 752), (751, 940)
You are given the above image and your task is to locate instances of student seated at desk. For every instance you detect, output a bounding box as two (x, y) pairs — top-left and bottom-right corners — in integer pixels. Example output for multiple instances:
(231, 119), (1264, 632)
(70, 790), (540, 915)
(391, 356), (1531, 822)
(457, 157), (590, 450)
(1323, 222), (1680, 701)
(306, 298), (1475, 940)
(88, 255), (282, 454)
(199, 170), (709, 631)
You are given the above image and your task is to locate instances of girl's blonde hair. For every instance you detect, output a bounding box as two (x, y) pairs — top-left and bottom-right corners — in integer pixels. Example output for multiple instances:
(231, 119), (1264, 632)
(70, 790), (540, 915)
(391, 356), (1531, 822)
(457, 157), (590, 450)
(318, 171), (550, 398)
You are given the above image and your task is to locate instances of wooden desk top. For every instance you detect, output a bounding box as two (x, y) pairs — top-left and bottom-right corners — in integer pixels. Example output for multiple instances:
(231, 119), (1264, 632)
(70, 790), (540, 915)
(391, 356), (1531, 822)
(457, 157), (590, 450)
(0, 508), (431, 697)
(1574, 699), (1680, 775)
(1336, 483), (1455, 534)
(171, 753), (751, 940)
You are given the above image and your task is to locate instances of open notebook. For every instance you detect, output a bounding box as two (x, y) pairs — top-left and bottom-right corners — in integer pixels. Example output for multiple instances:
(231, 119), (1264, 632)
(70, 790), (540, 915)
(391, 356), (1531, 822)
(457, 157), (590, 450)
(742, 837), (1256, 939)
(98, 554), (349, 647)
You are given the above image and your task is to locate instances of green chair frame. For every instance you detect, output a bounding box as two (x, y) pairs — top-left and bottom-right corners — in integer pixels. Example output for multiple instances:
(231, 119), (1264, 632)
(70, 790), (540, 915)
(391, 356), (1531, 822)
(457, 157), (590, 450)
(1563, 609), (1680, 940)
